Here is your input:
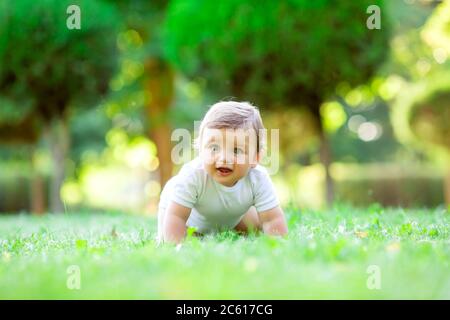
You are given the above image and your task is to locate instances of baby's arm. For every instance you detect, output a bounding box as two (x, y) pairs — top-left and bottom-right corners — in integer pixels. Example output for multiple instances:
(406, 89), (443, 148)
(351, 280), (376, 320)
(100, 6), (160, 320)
(259, 205), (288, 236)
(163, 201), (191, 244)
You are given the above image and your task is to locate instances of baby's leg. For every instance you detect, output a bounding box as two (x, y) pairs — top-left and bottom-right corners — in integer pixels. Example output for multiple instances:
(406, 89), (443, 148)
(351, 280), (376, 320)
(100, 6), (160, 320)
(234, 206), (262, 234)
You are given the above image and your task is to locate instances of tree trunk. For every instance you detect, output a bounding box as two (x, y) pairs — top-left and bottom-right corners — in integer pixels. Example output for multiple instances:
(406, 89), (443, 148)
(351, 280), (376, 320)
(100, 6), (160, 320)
(150, 123), (173, 188)
(46, 117), (70, 214)
(318, 127), (334, 206)
(311, 101), (335, 207)
(144, 58), (175, 189)
(30, 146), (46, 215)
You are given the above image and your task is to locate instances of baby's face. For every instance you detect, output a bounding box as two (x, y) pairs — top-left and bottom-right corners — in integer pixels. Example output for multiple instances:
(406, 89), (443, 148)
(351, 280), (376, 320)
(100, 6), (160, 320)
(200, 128), (259, 187)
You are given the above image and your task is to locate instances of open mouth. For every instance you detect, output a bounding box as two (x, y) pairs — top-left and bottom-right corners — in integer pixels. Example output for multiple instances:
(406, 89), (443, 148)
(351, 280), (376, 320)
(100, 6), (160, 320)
(216, 167), (233, 176)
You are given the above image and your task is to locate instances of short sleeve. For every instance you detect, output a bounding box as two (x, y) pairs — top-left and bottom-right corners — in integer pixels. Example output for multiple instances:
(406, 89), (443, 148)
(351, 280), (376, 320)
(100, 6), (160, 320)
(170, 170), (201, 209)
(252, 168), (279, 213)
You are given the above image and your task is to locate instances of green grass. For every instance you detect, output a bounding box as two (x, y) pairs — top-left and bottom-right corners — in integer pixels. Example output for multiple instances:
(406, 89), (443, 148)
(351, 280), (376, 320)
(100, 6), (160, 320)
(0, 205), (449, 299)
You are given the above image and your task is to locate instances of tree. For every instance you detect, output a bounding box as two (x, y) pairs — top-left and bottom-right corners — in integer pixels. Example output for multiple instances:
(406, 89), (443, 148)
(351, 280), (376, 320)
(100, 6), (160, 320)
(0, 0), (120, 213)
(393, 74), (450, 204)
(391, 0), (450, 205)
(105, 0), (176, 188)
(164, 0), (390, 205)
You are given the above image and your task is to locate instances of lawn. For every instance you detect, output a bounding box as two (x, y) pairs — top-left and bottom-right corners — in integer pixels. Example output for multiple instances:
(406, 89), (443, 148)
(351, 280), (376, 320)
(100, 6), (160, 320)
(0, 205), (449, 299)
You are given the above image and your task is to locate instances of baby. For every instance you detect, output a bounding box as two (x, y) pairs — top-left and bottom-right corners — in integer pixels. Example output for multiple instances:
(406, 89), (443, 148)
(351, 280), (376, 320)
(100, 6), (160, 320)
(157, 101), (288, 244)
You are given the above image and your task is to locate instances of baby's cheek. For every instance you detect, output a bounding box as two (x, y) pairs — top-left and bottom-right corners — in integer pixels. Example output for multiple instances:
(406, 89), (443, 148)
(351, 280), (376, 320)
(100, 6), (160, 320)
(236, 153), (252, 165)
(235, 163), (250, 174)
(201, 153), (215, 166)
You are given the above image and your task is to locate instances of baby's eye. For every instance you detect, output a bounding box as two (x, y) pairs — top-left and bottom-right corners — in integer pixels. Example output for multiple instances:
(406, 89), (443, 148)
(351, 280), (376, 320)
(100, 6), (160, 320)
(233, 147), (244, 155)
(209, 144), (220, 153)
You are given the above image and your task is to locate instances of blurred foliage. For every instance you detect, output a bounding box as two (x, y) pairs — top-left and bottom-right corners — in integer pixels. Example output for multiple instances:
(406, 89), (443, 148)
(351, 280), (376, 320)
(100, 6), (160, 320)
(108, 0), (167, 59)
(102, 0), (210, 137)
(393, 72), (450, 162)
(329, 99), (402, 163)
(410, 88), (449, 151)
(262, 109), (317, 165)
(0, 0), (121, 131)
(406, 0), (450, 155)
(164, 0), (391, 207)
(0, 0), (448, 212)
(69, 107), (112, 165)
(164, 0), (389, 114)
(390, 0), (450, 165)
(101, 0), (165, 128)
(323, 0), (448, 165)
(271, 161), (445, 209)
(421, 0), (450, 54)
(64, 127), (160, 213)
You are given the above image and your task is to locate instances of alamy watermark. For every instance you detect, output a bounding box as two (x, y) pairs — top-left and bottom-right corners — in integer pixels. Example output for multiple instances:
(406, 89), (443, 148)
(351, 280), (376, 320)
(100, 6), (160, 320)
(66, 265), (81, 290)
(171, 122), (280, 175)
(366, 5), (381, 30)
(66, 5), (81, 30)
(366, 265), (381, 290)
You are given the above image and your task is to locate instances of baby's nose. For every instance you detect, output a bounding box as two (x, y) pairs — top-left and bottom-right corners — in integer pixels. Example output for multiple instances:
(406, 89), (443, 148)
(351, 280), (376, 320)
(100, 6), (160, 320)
(217, 151), (234, 164)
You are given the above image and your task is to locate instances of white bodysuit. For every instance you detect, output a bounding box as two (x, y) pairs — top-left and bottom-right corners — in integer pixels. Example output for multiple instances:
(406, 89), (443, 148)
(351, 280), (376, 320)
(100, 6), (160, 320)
(157, 157), (279, 240)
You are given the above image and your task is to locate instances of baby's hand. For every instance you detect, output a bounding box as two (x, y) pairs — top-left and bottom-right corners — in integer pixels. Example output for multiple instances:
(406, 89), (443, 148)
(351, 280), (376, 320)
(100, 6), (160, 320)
(259, 206), (288, 236)
(163, 201), (192, 244)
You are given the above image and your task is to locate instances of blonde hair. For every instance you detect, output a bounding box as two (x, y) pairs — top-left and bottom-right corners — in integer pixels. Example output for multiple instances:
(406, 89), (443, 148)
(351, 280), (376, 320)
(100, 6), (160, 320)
(197, 101), (265, 152)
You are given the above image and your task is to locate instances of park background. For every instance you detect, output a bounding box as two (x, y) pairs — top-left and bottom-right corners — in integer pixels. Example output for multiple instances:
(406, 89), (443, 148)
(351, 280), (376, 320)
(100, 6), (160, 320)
(0, 0), (449, 299)
(0, 0), (449, 214)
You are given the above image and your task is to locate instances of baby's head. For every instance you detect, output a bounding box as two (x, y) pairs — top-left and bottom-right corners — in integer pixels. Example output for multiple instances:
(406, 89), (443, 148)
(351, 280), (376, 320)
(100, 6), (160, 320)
(197, 101), (265, 187)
